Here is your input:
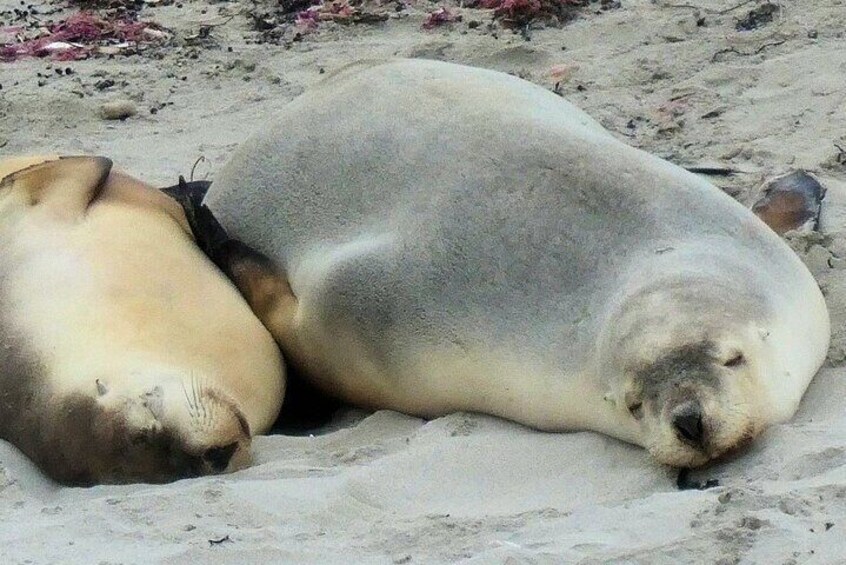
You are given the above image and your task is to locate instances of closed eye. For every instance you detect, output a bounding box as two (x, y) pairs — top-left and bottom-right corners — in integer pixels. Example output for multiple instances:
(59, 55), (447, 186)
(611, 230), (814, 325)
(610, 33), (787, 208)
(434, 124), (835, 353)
(724, 353), (745, 368)
(628, 401), (643, 419)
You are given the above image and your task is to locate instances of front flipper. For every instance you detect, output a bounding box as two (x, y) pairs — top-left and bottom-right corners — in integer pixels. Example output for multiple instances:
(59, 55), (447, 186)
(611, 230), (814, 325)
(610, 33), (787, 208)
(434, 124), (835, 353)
(160, 177), (298, 340)
(751, 170), (826, 235)
(160, 177), (221, 253)
(212, 239), (298, 341)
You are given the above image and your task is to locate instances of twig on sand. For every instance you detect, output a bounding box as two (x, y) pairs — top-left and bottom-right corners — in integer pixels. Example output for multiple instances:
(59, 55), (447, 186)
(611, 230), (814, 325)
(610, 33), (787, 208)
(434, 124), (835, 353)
(711, 38), (787, 62)
(716, 0), (756, 14)
(190, 156), (206, 182)
(755, 38), (787, 53)
(196, 14), (237, 29)
(663, 0), (754, 14)
(711, 47), (741, 62)
(208, 534), (232, 546)
(684, 166), (740, 176)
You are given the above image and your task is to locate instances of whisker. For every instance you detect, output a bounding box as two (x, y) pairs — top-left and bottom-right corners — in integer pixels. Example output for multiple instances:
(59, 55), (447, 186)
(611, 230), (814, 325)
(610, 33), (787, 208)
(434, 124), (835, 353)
(191, 373), (202, 419)
(181, 379), (197, 417)
(197, 374), (209, 424)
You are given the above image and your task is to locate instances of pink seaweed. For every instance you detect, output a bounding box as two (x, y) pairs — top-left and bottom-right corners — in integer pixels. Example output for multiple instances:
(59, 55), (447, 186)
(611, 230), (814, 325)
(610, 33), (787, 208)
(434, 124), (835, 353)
(422, 7), (462, 30)
(1, 11), (167, 62)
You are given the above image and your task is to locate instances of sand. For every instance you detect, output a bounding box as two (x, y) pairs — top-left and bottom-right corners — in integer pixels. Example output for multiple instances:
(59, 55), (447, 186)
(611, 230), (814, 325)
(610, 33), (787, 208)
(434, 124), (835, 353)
(2, 0), (846, 562)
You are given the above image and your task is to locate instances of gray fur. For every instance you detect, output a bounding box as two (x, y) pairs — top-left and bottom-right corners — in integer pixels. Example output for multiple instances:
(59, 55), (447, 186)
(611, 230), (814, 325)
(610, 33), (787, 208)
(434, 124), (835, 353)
(213, 63), (782, 362)
(634, 342), (722, 414)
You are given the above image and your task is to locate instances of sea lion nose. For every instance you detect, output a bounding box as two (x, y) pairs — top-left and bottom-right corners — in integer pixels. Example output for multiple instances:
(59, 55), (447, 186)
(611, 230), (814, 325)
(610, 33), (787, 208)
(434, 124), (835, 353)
(672, 401), (704, 447)
(203, 442), (239, 472)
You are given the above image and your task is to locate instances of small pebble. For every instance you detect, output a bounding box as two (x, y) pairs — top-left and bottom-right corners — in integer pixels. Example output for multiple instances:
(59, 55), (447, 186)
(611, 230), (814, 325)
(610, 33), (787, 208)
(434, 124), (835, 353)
(100, 100), (137, 120)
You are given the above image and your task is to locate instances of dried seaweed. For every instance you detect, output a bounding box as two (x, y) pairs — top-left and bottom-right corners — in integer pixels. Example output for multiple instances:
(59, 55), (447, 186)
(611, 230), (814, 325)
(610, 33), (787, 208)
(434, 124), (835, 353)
(0, 11), (168, 61)
(470, 0), (600, 29)
(422, 7), (462, 30)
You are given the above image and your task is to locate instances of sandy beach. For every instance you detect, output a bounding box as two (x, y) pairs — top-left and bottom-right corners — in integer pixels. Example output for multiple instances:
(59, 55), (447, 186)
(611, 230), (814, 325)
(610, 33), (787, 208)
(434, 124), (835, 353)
(2, 0), (846, 562)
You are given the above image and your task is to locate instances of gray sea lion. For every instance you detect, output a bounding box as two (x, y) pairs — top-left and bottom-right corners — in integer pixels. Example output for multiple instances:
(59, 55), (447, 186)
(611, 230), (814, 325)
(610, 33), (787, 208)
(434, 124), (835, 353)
(0, 155), (285, 485)
(203, 58), (830, 468)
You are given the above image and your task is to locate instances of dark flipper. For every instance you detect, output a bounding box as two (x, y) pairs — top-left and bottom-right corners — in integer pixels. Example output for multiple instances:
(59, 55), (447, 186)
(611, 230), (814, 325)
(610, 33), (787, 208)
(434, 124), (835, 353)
(159, 179), (339, 431)
(160, 177), (292, 309)
(211, 240), (340, 432)
(159, 176), (210, 215)
(751, 170), (826, 235)
(159, 177), (228, 259)
(160, 176), (293, 307)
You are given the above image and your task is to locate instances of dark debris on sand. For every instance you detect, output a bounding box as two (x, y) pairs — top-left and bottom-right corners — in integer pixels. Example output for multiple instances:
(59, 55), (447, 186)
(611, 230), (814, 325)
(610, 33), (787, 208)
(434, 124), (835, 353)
(244, 0), (614, 45)
(735, 1), (779, 32)
(246, 0), (391, 45)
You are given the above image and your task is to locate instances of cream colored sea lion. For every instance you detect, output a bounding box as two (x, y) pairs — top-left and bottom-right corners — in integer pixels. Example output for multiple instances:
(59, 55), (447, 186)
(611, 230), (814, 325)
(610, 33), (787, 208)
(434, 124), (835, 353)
(0, 156), (285, 485)
(202, 58), (830, 469)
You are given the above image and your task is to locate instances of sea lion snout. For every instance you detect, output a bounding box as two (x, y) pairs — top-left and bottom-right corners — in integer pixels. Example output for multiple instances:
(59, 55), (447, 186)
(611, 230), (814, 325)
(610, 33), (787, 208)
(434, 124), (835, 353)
(203, 442), (239, 472)
(670, 400), (705, 447)
(623, 338), (758, 467)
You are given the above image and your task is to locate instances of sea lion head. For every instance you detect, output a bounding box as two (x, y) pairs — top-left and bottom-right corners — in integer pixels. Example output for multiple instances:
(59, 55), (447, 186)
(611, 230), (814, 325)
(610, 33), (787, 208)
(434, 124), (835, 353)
(599, 270), (779, 468)
(620, 337), (764, 469)
(86, 376), (254, 484)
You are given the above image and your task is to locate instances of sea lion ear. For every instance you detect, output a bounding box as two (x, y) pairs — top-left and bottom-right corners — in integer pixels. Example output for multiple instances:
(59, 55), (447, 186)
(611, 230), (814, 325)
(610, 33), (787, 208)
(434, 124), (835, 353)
(0, 156), (112, 215)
